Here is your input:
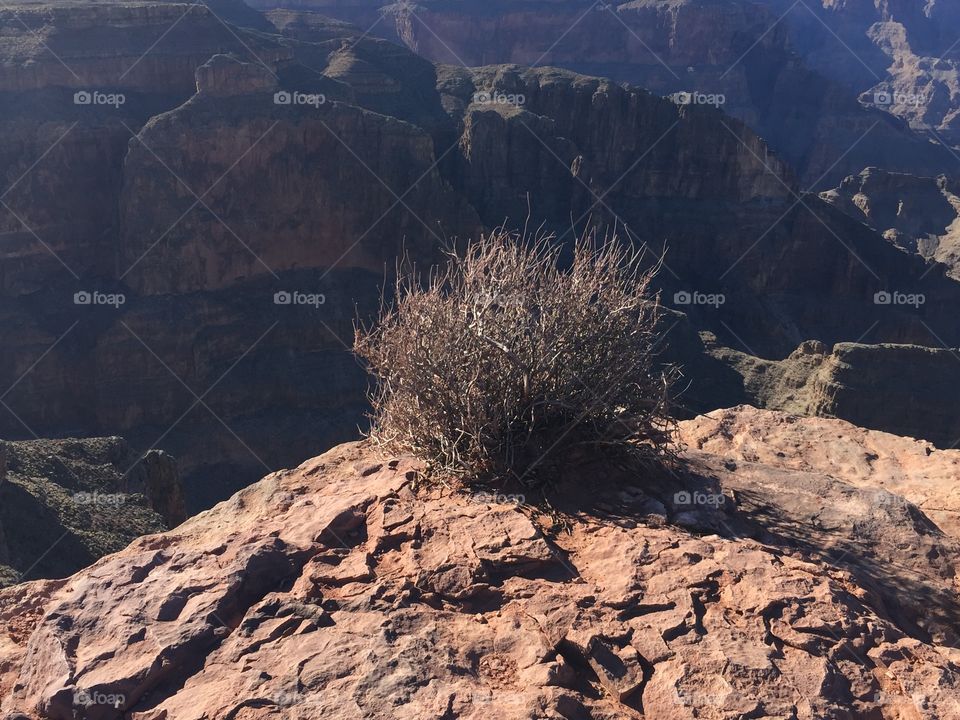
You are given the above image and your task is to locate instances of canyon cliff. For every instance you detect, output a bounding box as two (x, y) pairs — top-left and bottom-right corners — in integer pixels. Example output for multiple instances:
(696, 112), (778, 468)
(1, 0), (959, 516)
(822, 167), (960, 278)
(259, 0), (960, 188)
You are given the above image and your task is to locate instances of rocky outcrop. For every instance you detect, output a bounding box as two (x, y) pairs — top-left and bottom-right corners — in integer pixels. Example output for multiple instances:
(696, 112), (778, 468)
(126, 449), (185, 530)
(1, 421), (959, 718)
(194, 54), (281, 98)
(704, 339), (960, 449)
(0, 578), (66, 703)
(678, 405), (960, 541)
(822, 166), (960, 278)
(0, 436), (183, 588)
(120, 55), (478, 295)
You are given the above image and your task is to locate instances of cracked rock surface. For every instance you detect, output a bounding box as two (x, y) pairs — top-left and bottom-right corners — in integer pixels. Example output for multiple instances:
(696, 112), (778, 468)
(2, 410), (960, 719)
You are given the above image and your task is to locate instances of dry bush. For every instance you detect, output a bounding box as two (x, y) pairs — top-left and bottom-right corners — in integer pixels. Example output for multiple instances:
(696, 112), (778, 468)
(354, 228), (673, 486)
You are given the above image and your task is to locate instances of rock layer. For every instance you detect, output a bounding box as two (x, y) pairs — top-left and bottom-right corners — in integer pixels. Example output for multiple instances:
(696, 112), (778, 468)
(1, 415), (960, 718)
(264, 0), (960, 187)
(678, 404), (960, 541)
(703, 339), (960, 449)
(2, 0), (960, 514)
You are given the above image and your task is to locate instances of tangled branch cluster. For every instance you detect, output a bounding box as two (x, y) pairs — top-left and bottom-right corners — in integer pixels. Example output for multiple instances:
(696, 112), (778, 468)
(354, 229), (673, 486)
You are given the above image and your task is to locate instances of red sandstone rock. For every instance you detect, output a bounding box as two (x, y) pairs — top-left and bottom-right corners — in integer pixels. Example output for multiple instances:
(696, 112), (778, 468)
(1, 412), (959, 718)
(679, 405), (960, 540)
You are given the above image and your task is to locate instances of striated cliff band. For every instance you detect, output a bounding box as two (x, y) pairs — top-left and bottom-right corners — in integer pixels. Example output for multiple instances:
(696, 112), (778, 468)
(254, 0), (960, 188)
(2, 0), (960, 515)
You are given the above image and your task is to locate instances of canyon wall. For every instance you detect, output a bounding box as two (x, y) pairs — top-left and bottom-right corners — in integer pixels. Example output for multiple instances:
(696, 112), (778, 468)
(706, 339), (960, 449)
(2, 1), (960, 512)
(256, 0), (960, 187)
(822, 166), (960, 278)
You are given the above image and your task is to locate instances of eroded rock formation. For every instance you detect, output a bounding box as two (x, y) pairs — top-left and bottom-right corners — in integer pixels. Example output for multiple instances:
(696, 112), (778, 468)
(703, 339), (960, 448)
(262, 0), (960, 187)
(2, 0), (960, 513)
(822, 166), (960, 278)
(1, 412), (959, 718)
(679, 405), (960, 540)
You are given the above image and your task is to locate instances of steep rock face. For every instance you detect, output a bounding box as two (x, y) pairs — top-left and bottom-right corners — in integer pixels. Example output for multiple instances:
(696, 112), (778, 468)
(120, 56), (479, 295)
(194, 54), (281, 98)
(0, 0), (286, 113)
(260, 0), (960, 187)
(0, 436), (183, 588)
(822, 166), (960, 278)
(439, 65), (960, 357)
(265, 8), (359, 42)
(0, 0), (276, 94)
(706, 340), (960, 449)
(1, 429), (959, 718)
(0, 1), (290, 299)
(127, 449), (184, 529)
(0, 108), (146, 296)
